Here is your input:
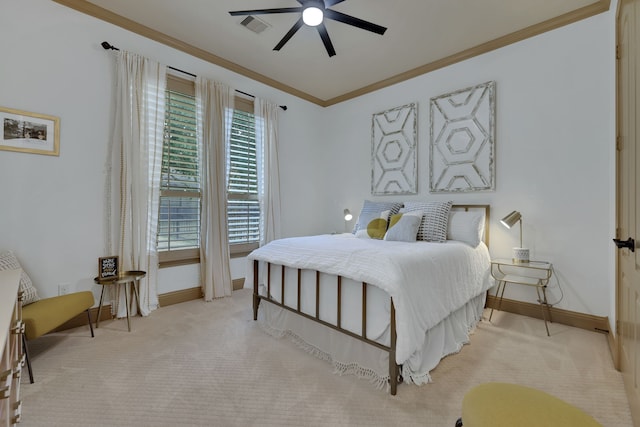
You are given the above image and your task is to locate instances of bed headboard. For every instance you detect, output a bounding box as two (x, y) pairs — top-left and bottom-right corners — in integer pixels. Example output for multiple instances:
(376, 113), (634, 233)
(451, 204), (490, 247)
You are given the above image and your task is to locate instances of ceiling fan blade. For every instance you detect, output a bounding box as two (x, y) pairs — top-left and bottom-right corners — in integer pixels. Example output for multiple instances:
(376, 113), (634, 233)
(274, 18), (305, 51)
(317, 23), (336, 57)
(229, 7), (302, 16)
(324, 9), (387, 35)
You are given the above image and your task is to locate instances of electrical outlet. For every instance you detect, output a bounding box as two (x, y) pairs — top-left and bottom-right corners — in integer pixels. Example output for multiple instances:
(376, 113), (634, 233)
(58, 283), (71, 295)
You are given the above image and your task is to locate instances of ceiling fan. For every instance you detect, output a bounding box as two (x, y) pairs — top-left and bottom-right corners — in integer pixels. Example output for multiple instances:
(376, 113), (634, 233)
(229, 0), (387, 57)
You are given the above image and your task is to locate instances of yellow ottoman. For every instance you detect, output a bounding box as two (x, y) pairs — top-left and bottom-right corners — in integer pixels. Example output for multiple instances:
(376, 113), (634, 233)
(458, 382), (602, 427)
(21, 291), (95, 383)
(22, 291), (95, 340)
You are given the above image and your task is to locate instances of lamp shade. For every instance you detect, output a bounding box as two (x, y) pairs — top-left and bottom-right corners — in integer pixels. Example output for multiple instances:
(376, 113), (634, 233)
(500, 211), (522, 229)
(500, 210), (528, 262)
(344, 209), (353, 221)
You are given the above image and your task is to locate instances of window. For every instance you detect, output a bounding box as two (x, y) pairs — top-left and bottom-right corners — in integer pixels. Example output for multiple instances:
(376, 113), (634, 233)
(227, 103), (260, 255)
(158, 76), (200, 264)
(157, 76), (261, 265)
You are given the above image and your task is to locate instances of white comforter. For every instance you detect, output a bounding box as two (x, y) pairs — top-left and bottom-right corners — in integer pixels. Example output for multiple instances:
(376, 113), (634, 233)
(246, 233), (492, 364)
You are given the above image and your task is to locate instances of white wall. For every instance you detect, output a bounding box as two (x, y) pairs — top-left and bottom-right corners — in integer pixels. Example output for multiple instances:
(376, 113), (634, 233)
(0, 0), (328, 299)
(323, 12), (617, 317)
(0, 0), (617, 322)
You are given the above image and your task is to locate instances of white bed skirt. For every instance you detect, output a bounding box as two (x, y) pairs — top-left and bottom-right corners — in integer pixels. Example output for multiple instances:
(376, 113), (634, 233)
(256, 291), (486, 390)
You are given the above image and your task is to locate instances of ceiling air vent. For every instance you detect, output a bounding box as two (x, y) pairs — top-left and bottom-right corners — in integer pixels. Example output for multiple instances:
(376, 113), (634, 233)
(239, 16), (270, 34)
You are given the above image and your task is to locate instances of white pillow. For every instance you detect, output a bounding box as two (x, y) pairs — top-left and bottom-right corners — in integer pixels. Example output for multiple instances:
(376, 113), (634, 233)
(355, 210), (391, 239)
(383, 211), (423, 242)
(447, 210), (485, 247)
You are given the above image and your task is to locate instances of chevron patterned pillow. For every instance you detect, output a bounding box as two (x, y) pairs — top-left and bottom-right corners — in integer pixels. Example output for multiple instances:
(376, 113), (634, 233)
(401, 201), (453, 242)
(0, 251), (40, 305)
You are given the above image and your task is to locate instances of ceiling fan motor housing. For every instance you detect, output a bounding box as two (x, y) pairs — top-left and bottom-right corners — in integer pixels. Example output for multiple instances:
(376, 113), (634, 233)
(302, 1), (325, 26)
(305, 0), (325, 9)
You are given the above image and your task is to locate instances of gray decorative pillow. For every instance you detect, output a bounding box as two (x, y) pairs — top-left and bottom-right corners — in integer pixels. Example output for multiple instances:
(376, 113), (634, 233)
(0, 251), (40, 305)
(402, 201), (453, 242)
(353, 200), (403, 234)
(383, 212), (422, 242)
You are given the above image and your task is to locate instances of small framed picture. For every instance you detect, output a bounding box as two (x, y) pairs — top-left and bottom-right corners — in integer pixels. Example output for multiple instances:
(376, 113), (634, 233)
(98, 256), (119, 280)
(0, 106), (60, 156)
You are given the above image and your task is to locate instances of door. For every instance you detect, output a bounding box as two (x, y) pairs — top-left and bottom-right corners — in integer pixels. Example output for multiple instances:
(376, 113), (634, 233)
(617, 0), (640, 424)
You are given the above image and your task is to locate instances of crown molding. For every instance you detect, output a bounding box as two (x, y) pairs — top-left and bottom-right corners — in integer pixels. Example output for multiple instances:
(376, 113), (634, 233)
(53, 0), (610, 107)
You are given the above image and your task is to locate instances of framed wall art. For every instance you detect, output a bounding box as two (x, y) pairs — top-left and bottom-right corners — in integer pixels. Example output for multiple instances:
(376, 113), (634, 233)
(98, 256), (119, 280)
(0, 107), (60, 156)
(371, 102), (417, 195)
(429, 81), (495, 193)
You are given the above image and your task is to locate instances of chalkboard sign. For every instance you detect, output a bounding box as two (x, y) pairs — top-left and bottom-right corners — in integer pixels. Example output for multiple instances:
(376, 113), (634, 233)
(98, 256), (119, 280)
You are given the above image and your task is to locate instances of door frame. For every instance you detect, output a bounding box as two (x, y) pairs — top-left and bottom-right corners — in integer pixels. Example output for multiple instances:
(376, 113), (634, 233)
(615, 0), (640, 424)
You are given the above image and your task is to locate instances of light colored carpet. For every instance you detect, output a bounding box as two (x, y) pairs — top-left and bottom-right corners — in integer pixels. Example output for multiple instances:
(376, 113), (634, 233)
(20, 289), (632, 426)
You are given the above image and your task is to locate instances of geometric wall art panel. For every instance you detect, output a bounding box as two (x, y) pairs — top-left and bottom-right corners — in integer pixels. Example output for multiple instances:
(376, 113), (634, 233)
(429, 81), (495, 193)
(371, 102), (417, 195)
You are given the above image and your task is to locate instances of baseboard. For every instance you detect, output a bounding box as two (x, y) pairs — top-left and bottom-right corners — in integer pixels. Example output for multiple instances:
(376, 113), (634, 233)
(233, 278), (244, 291)
(158, 279), (244, 306)
(486, 295), (609, 334)
(52, 286), (608, 339)
(158, 287), (203, 307)
(607, 319), (620, 370)
(53, 280), (246, 333)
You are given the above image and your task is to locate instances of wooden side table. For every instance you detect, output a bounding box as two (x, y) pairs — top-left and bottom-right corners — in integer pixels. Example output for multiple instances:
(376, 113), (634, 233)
(94, 270), (145, 332)
(489, 259), (553, 336)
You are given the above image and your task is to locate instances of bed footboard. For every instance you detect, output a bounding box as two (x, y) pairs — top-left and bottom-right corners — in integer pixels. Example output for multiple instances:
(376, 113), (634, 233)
(252, 259), (401, 395)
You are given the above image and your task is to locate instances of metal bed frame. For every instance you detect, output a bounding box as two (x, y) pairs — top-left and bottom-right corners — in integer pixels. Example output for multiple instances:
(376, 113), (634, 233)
(252, 262), (401, 394)
(251, 204), (490, 396)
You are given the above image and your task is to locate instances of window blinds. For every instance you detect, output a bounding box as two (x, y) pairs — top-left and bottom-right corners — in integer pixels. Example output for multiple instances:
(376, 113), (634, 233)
(158, 89), (200, 251)
(228, 110), (260, 245)
(158, 81), (261, 255)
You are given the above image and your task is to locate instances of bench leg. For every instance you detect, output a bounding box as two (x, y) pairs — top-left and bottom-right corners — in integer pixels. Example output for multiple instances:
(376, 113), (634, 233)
(87, 309), (95, 338)
(22, 334), (34, 384)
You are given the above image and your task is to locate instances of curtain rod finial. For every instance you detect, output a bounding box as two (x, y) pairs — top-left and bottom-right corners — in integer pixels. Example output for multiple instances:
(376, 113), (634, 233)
(101, 41), (118, 50)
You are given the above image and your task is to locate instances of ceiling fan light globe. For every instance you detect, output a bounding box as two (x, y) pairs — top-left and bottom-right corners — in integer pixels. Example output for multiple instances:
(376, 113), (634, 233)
(303, 7), (323, 26)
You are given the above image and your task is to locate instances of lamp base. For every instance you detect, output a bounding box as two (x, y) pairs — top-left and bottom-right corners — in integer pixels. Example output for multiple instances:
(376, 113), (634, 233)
(512, 247), (530, 263)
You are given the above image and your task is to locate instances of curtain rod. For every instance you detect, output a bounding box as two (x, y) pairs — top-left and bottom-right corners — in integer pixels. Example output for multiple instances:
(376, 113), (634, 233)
(101, 41), (287, 111)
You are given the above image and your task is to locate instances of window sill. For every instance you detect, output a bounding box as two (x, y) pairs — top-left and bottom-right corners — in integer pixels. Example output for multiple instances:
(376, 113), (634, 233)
(159, 256), (200, 269)
(158, 243), (257, 268)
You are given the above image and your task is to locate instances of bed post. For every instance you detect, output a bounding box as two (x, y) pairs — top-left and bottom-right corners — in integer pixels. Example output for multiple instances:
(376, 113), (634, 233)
(253, 260), (260, 321)
(389, 298), (398, 395)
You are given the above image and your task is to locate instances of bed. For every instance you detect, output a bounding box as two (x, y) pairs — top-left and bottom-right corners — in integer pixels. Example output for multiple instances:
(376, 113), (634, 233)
(246, 203), (492, 395)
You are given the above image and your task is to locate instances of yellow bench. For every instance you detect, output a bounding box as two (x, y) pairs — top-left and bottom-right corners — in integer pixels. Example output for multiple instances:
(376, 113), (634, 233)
(21, 291), (95, 383)
(456, 382), (602, 427)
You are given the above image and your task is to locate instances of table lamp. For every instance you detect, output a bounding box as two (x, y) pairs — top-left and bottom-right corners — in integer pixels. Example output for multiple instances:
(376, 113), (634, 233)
(500, 210), (529, 263)
(344, 209), (353, 233)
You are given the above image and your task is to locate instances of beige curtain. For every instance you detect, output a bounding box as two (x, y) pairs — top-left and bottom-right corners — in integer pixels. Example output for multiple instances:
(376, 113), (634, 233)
(196, 77), (234, 300)
(108, 50), (166, 316)
(255, 98), (282, 246)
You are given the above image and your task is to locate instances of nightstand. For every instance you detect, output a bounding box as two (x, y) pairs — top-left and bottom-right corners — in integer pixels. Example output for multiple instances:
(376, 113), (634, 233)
(94, 270), (145, 332)
(489, 259), (553, 336)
